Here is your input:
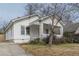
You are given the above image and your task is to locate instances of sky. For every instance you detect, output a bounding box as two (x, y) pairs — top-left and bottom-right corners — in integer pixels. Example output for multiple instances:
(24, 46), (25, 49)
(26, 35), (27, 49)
(0, 3), (26, 28)
(0, 3), (79, 28)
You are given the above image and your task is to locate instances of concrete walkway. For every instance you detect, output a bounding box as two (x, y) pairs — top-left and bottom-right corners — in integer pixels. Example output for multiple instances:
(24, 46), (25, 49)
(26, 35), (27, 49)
(0, 43), (31, 56)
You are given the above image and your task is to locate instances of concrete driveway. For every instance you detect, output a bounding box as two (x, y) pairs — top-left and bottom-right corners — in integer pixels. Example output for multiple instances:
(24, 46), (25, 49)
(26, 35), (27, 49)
(0, 42), (31, 56)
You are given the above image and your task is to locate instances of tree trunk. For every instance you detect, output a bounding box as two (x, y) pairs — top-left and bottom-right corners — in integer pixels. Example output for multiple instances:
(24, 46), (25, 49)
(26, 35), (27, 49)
(49, 32), (54, 46)
(48, 16), (54, 47)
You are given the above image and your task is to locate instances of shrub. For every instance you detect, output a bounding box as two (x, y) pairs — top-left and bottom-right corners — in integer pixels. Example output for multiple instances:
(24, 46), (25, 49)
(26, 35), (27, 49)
(63, 32), (74, 37)
(73, 35), (79, 43)
(42, 36), (67, 44)
(64, 32), (79, 43)
(73, 39), (79, 43)
(50, 36), (67, 44)
(63, 32), (74, 43)
(29, 38), (40, 44)
(63, 37), (73, 43)
(29, 37), (49, 45)
(29, 34), (74, 45)
(42, 36), (49, 44)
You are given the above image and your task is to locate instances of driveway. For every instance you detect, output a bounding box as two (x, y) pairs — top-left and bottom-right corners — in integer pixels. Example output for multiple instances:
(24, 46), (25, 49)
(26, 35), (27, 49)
(0, 42), (31, 56)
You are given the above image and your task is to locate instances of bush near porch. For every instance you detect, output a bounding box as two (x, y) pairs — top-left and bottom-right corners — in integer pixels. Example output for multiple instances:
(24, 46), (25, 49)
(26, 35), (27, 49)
(20, 32), (79, 56)
(29, 36), (70, 45)
(25, 31), (79, 46)
(63, 32), (79, 43)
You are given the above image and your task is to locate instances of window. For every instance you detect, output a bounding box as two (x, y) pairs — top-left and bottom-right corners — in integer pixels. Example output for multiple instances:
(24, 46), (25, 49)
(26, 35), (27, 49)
(21, 26), (25, 35)
(54, 26), (60, 34)
(45, 29), (49, 34)
(26, 27), (30, 35)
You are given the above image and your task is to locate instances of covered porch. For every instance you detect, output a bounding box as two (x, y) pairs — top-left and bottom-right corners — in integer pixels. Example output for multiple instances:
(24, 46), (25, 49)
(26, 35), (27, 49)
(28, 18), (62, 40)
(29, 23), (51, 40)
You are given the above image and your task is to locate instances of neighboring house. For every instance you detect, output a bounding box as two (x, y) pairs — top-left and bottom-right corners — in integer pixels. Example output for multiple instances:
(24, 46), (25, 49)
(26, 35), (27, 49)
(64, 23), (79, 34)
(5, 14), (64, 43)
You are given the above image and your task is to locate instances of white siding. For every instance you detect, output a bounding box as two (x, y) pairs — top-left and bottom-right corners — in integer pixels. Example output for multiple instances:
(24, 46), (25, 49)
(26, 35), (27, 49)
(13, 16), (39, 43)
(6, 15), (63, 43)
(41, 18), (63, 38)
(6, 26), (14, 40)
(42, 18), (52, 25)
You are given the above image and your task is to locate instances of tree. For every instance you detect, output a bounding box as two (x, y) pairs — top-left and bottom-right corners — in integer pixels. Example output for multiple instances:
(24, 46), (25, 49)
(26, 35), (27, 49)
(2, 21), (8, 33)
(25, 3), (79, 46)
(48, 3), (79, 46)
(25, 3), (74, 21)
(25, 3), (53, 16)
(25, 3), (42, 15)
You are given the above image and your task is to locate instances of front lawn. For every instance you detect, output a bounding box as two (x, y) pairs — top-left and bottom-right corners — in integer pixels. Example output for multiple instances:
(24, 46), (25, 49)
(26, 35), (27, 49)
(21, 43), (79, 56)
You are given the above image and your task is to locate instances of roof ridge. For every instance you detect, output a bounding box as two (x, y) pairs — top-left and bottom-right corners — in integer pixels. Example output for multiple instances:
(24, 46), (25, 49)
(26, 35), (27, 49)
(5, 14), (39, 32)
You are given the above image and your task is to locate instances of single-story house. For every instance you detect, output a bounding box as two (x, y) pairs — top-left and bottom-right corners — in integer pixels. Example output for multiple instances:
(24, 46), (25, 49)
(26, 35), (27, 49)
(5, 14), (64, 43)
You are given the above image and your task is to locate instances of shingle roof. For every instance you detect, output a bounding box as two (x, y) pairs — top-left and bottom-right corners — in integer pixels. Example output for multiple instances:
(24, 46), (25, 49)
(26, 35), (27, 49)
(5, 14), (39, 32)
(30, 15), (64, 26)
(64, 23), (79, 32)
(5, 14), (64, 33)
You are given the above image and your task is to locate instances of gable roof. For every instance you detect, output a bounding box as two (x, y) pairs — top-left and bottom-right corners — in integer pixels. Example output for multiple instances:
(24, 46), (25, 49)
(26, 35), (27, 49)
(64, 23), (79, 32)
(5, 14), (64, 33)
(5, 14), (39, 32)
(30, 15), (64, 26)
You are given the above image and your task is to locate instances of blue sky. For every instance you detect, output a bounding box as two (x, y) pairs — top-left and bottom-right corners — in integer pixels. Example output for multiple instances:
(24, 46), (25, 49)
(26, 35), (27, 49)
(0, 3), (26, 27)
(0, 3), (79, 28)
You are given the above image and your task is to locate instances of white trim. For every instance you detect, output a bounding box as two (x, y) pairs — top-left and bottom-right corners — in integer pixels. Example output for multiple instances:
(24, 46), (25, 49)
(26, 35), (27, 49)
(5, 14), (39, 32)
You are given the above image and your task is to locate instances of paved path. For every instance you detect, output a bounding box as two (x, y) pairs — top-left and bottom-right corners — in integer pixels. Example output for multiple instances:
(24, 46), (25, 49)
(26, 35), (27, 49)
(0, 42), (31, 56)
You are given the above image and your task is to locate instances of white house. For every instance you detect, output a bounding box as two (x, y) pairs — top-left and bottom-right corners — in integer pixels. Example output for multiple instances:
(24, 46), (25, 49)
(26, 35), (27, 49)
(5, 14), (64, 43)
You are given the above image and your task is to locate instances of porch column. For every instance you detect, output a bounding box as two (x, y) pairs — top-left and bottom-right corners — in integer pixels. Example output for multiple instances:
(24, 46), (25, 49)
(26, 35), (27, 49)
(39, 23), (43, 39)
